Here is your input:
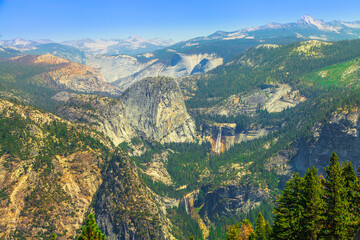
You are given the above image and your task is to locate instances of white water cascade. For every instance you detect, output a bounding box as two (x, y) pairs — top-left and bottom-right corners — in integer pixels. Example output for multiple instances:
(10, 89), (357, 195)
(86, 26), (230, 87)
(215, 126), (222, 154)
(184, 197), (189, 214)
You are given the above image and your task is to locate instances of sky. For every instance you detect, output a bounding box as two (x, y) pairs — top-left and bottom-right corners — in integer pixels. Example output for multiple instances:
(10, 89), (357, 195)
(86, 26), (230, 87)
(0, 0), (359, 42)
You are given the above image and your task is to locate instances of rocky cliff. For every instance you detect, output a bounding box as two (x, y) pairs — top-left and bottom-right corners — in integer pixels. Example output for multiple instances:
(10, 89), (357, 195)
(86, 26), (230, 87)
(54, 92), (137, 146)
(204, 83), (306, 117)
(94, 150), (173, 240)
(120, 77), (196, 143)
(292, 109), (360, 175)
(199, 185), (270, 225)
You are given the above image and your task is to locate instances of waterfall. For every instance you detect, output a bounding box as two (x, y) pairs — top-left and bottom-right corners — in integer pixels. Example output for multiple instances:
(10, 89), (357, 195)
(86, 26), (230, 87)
(184, 197), (189, 214)
(215, 126), (222, 154)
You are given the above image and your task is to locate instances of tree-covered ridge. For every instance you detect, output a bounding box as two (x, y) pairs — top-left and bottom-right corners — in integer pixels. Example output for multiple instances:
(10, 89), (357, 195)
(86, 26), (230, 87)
(0, 99), (112, 239)
(184, 39), (360, 108)
(0, 98), (111, 161)
(0, 58), (61, 111)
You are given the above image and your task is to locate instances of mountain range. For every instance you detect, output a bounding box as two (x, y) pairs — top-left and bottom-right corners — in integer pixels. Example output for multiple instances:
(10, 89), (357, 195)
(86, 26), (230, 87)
(1, 15), (359, 91)
(0, 35), (175, 56)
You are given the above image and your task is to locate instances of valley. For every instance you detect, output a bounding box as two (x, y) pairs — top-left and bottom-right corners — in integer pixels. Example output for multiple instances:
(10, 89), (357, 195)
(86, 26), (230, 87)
(1, 15), (360, 240)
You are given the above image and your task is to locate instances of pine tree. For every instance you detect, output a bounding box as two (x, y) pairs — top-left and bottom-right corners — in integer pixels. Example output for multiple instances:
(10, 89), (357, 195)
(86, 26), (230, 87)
(50, 233), (57, 240)
(255, 212), (266, 240)
(78, 213), (106, 240)
(341, 161), (360, 238)
(301, 166), (325, 240)
(264, 222), (272, 240)
(272, 173), (304, 240)
(323, 152), (350, 240)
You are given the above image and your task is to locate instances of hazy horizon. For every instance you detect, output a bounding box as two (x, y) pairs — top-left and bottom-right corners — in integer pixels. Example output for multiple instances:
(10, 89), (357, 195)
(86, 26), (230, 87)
(0, 0), (359, 42)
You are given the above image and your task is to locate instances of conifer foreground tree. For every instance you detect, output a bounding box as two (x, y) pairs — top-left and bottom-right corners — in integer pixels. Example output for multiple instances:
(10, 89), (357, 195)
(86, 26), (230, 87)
(78, 213), (106, 240)
(272, 173), (304, 240)
(254, 212), (266, 240)
(323, 152), (350, 240)
(301, 166), (325, 240)
(272, 152), (360, 240)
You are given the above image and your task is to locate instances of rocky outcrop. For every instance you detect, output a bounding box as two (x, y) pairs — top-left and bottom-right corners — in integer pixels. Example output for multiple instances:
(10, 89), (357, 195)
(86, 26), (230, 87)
(120, 77), (196, 143)
(86, 52), (223, 90)
(55, 92), (137, 146)
(199, 185), (270, 224)
(204, 84), (306, 117)
(144, 151), (173, 185)
(7, 54), (122, 96)
(94, 150), (172, 240)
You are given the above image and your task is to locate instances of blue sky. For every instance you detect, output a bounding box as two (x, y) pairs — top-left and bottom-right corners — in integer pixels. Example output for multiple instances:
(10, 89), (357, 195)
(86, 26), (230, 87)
(0, 0), (359, 42)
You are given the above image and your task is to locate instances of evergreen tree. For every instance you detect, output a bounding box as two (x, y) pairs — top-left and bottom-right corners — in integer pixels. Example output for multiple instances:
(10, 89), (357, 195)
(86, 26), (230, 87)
(78, 213), (106, 240)
(50, 233), (57, 240)
(255, 212), (266, 240)
(301, 166), (325, 240)
(264, 222), (272, 240)
(341, 161), (360, 238)
(323, 152), (350, 240)
(272, 173), (304, 240)
(248, 232), (256, 240)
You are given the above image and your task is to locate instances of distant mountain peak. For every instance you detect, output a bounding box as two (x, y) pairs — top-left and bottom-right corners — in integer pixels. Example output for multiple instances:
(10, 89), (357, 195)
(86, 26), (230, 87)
(126, 35), (146, 42)
(299, 15), (323, 25)
(297, 15), (340, 32)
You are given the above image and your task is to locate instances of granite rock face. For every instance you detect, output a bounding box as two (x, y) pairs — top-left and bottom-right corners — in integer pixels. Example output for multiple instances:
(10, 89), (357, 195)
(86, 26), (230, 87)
(55, 77), (196, 145)
(55, 92), (137, 146)
(120, 77), (196, 143)
(94, 151), (172, 240)
(200, 185), (270, 224)
(293, 110), (360, 175)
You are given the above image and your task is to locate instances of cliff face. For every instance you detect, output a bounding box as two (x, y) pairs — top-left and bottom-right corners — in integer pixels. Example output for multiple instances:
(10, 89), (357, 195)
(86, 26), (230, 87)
(55, 92), (137, 146)
(94, 150), (172, 240)
(293, 109), (360, 175)
(0, 99), (110, 239)
(120, 77), (196, 143)
(200, 185), (270, 225)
